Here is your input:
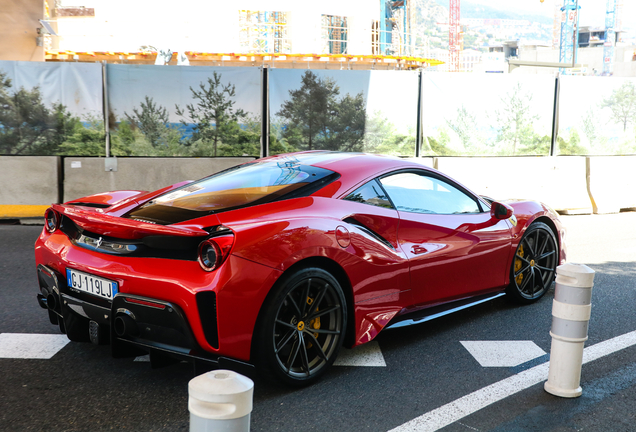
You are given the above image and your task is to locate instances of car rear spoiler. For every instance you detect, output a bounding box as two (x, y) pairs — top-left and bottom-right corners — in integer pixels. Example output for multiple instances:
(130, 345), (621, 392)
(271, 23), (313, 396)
(51, 203), (214, 239)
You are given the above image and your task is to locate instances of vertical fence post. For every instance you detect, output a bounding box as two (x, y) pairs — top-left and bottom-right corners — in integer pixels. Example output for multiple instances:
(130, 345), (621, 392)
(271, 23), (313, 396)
(549, 73), (560, 157)
(189, 370), (254, 432)
(261, 66), (270, 158)
(415, 70), (423, 158)
(544, 263), (595, 398)
(102, 61), (110, 158)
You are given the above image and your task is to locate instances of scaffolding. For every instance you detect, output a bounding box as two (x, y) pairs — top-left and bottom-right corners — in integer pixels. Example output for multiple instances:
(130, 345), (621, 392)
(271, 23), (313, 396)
(559, 0), (580, 74)
(376, 1), (415, 57)
(602, 0), (618, 75)
(238, 11), (291, 54)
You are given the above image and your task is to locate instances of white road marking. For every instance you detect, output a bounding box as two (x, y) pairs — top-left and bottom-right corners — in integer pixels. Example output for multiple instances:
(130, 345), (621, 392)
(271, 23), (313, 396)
(460, 341), (546, 367)
(389, 330), (636, 432)
(134, 355), (150, 362)
(334, 341), (386, 367)
(0, 333), (70, 359)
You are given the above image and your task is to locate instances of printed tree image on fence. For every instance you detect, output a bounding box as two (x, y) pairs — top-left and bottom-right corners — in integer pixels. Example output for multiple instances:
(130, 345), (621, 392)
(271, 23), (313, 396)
(276, 71), (366, 152)
(110, 71), (270, 157)
(601, 80), (636, 132)
(0, 71), (96, 155)
(175, 72), (248, 157)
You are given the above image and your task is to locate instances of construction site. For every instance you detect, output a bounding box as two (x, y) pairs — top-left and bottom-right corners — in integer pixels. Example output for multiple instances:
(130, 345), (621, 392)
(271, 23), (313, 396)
(1, 0), (632, 75)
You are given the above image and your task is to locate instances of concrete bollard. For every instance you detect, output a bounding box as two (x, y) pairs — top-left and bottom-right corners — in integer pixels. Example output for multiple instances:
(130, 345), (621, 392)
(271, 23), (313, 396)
(189, 370), (254, 432)
(544, 263), (595, 398)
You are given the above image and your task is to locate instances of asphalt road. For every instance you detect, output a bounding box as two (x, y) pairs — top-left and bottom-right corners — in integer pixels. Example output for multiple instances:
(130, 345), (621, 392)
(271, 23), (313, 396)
(1, 212), (635, 432)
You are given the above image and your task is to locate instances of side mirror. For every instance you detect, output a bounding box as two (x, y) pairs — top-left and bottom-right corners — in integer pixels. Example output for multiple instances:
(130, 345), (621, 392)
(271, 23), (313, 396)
(490, 201), (514, 220)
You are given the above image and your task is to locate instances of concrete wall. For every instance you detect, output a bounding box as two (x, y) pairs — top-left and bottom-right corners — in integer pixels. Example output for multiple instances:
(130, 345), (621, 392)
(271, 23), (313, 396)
(435, 156), (593, 214)
(587, 156), (636, 214)
(0, 0), (45, 62)
(0, 156), (60, 217)
(3, 155), (636, 219)
(63, 157), (255, 202)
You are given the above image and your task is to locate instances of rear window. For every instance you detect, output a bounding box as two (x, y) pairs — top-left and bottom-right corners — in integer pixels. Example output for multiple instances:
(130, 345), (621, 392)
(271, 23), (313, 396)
(125, 158), (336, 224)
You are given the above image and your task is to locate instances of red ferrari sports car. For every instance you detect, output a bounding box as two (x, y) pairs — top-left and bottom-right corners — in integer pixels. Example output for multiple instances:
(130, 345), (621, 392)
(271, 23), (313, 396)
(35, 151), (566, 385)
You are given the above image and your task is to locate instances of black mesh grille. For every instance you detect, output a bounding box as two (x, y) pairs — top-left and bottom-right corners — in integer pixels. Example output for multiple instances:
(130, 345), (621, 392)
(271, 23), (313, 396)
(196, 291), (219, 349)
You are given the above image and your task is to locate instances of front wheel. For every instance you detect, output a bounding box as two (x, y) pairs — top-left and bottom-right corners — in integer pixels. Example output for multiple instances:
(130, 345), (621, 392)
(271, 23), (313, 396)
(506, 222), (558, 304)
(255, 267), (347, 386)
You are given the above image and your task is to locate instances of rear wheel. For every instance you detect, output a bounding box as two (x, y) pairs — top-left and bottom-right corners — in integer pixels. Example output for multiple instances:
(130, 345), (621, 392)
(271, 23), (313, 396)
(506, 222), (558, 304)
(256, 267), (346, 386)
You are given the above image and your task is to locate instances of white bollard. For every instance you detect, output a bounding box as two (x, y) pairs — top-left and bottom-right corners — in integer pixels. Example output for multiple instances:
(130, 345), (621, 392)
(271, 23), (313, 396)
(544, 263), (595, 398)
(189, 370), (254, 432)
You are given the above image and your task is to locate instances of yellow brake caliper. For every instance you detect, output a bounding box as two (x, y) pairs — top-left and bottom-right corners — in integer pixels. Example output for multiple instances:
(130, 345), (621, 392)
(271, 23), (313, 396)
(305, 297), (321, 349)
(515, 244), (524, 285)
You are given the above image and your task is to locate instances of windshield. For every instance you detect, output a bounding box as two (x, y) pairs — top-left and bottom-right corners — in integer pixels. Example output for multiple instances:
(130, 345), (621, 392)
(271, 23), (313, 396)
(125, 157), (336, 224)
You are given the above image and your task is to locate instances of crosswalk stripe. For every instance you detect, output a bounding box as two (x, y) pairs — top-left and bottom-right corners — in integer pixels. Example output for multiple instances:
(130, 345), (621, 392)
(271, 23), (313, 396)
(0, 333), (70, 359)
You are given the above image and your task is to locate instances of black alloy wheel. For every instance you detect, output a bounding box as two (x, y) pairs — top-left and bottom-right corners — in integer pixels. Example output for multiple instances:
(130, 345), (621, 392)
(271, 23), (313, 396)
(257, 267), (346, 386)
(507, 221), (558, 304)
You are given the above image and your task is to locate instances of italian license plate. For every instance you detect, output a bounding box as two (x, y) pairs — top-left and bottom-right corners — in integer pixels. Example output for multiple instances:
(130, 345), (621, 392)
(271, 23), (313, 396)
(66, 268), (118, 301)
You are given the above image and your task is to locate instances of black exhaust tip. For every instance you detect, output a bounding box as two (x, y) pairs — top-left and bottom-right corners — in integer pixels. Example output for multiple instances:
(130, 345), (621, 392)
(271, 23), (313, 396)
(114, 314), (139, 337)
(46, 293), (58, 311)
(37, 294), (48, 310)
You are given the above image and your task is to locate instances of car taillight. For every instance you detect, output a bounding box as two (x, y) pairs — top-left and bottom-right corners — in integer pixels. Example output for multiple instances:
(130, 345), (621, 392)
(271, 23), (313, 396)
(198, 234), (234, 272)
(44, 208), (60, 233)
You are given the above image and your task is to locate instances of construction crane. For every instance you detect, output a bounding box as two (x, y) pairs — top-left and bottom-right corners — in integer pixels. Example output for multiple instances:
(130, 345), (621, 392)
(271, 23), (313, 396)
(558, 0), (579, 74)
(602, 0), (620, 75)
(449, 0), (460, 72)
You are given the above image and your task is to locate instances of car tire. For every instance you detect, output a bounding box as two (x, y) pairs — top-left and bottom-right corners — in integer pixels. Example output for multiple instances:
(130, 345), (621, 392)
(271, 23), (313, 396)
(62, 308), (91, 342)
(506, 221), (558, 304)
(255, 267), (347, 386)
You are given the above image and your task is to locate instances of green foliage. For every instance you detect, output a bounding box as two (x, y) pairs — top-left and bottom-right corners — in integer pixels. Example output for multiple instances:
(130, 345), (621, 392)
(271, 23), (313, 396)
(125, 96), (172, 147)
(601, 81), (636, 132)
(56, 116), (132, 156)
(494, 83), (540, 155)
(175, 71), (249, 156)
(519, 134), (551, 155)
(277, 71), (366, 152)
(425, 129), (456, 156)
(363, 111), (414, 156)
(445, 104), (483, 153)
(0, 72), (75, 155)
(556, 129), (587, 155)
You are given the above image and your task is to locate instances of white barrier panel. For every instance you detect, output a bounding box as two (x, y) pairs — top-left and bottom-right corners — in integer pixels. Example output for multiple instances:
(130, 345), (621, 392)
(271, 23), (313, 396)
(404, 157), (435, 168)
(435, 156), (592, 214)
(587, 156), (636, 214)
(63, 157), (254, 202)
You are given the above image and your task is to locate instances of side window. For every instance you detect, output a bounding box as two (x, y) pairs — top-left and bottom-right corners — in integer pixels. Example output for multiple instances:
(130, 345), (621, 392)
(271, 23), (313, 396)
(343, 179), (394, 209)
(379, 172), (481, 214)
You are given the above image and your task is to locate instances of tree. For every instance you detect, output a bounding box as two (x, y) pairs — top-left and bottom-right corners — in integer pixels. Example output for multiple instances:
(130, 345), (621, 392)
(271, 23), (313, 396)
(57, 116), (130, 156)
(601, 80), (636, 132)
(557, 129), (587, 155)
(363, 111), (415, 156)
(277, 71), (366, 152)
(425, 128), (456, 156)
(493, 82), (540, 155)
(175, 72), (247, 157)
(125, 96), (172, 147)
(0, 72), (88, 155)
(445, 105), (482, 153)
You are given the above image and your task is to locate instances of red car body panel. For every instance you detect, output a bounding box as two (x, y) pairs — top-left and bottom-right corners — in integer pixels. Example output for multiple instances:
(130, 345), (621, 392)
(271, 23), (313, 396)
(34, 151), (567, 367)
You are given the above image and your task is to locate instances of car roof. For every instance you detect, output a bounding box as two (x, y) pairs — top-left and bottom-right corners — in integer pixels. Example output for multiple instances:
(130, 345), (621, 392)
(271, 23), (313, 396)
(264, 151), (430, 178)
(260, 151), (435, 197)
